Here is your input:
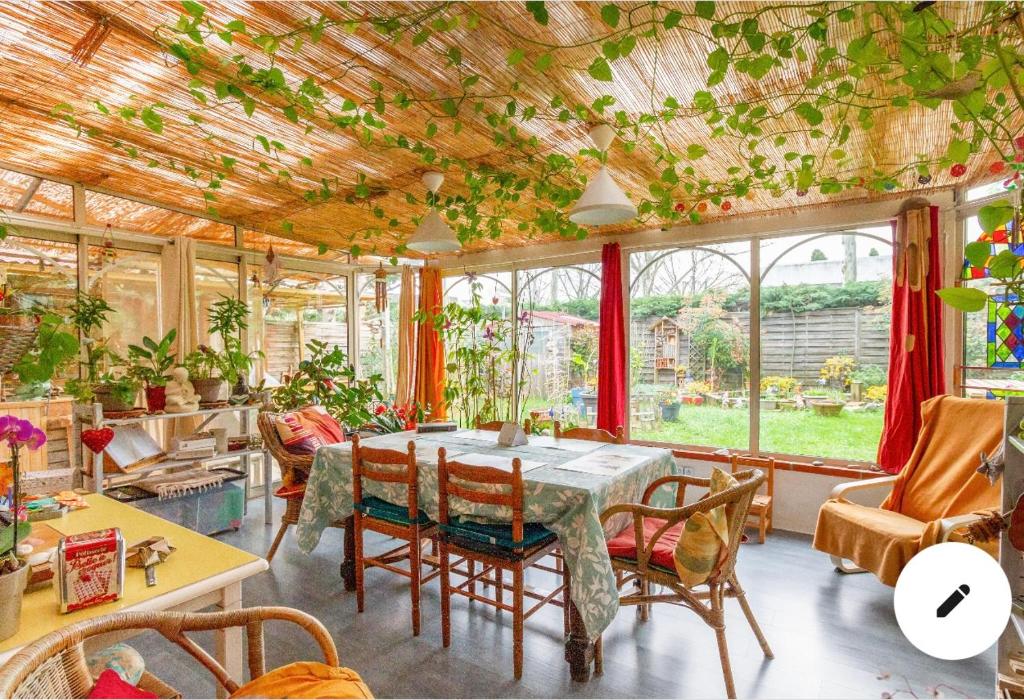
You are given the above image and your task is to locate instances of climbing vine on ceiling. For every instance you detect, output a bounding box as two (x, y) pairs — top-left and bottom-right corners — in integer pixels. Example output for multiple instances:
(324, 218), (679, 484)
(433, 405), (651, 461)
(3, 1), (1023, 257)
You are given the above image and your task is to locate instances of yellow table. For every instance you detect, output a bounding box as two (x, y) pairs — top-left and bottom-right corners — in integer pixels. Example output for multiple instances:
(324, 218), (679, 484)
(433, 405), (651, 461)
(0, 494), (268, 695)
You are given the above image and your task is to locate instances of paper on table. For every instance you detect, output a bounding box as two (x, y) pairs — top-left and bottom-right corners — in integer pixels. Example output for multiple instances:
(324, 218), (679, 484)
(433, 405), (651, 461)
(454, 452), (547, 472)
(449, 429), (500, 440)
(527, 434), (604, 453)
(555, 452), (647, 476)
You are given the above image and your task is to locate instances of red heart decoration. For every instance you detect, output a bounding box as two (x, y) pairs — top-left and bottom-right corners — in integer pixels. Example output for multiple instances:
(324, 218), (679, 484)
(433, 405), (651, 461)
(82, 427), (114, 454)
(1008, 493), (1024, 552)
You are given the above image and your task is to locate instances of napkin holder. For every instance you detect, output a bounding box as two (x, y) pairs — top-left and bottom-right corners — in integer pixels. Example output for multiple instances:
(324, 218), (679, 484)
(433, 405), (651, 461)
(497, 422), (528, 447)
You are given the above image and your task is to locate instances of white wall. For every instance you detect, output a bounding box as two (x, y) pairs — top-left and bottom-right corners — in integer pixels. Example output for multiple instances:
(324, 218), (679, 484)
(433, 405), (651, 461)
(675, 455), (888, 535)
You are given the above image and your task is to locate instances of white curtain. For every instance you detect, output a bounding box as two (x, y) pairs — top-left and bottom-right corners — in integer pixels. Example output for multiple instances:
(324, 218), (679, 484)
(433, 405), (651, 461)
(160, 236), (199, 362)
(395, 265), (416, 407)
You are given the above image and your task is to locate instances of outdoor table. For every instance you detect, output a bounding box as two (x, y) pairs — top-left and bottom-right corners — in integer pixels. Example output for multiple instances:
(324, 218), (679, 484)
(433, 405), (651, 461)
(296, 428), (677, 681)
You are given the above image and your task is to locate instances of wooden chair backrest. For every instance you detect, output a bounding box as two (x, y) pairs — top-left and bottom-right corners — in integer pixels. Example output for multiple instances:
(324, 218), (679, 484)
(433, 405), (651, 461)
(714, 468), (764, 582)
(730, 454), (774, 499)
(351, 435), (419, 522)
(553, 421), (624, 444)
(437, 447), (525, 549)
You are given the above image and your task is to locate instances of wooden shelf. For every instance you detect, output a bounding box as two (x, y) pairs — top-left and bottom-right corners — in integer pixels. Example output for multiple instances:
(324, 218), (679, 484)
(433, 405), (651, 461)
(84, 448), (266, 480)
(80, 404), (259, 426)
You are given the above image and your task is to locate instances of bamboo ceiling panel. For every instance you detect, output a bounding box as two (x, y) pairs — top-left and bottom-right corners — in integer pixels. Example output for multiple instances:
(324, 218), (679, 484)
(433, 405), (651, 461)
(0, 1), (1009, 258)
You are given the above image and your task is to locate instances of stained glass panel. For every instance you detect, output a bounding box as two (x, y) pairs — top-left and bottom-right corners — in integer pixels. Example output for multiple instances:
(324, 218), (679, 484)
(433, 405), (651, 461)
(963, 221), (1024, 280)
(987, 294), (1024, 368)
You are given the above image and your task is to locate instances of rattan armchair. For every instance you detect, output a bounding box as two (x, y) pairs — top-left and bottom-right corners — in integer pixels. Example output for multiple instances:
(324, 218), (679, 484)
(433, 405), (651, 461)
(599, 469), (774, 699)
(0, 607), (339, 699)
(257, 411), (350, 578)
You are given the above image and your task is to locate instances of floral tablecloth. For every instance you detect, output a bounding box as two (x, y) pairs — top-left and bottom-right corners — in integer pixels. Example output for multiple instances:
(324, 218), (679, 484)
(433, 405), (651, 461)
(296, 429), (678, 638)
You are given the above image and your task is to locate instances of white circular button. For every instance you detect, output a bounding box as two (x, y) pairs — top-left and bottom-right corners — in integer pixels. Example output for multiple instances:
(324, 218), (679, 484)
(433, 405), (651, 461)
(893, 542), (1011, 660)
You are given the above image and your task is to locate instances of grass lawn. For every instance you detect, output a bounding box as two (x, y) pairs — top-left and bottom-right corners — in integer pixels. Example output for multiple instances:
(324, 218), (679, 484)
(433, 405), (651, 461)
(632, 404), (884, 463)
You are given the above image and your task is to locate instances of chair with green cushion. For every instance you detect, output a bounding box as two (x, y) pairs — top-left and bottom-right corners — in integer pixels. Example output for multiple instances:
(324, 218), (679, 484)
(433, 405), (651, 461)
(437, 448), (568, 680)
(351, 435), (438, 637)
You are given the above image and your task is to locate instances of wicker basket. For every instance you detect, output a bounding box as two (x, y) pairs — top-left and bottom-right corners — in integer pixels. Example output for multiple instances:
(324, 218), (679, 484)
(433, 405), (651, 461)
(0, 324), (37, 375)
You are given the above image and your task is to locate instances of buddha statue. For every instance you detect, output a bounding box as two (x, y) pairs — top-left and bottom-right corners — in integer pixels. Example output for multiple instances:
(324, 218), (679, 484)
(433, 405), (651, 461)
(165, 366), (200, 413)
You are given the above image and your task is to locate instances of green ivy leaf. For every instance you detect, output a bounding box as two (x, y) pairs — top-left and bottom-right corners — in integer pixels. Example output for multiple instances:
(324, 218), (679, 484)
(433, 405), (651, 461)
(140, 106), (163, 134)
(317, 242), (329, 255)
(283, 105), (299, 123)
(706, 47), (729, 72)
(695, 1), (715, 20)
(964, 241), (992, 269)
(794, 102), (824, 126)
(535, 53), (553, 72)
(935, 287), (988, 313)
(600, 4), (620, 28)
(181, 1), (205, 20)
(588, 56), (613, 82)
(946, 138), (971, 164)
(507, 48), (525, 66)
(663, 9), (683, 29)
(978, 200), (1015, 233)
(525, 1), (548, 26)
(686, 144), (707, 159)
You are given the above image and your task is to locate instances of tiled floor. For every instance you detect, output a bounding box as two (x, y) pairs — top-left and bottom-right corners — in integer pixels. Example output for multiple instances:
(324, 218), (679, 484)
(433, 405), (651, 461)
(134, 500), (994, 698)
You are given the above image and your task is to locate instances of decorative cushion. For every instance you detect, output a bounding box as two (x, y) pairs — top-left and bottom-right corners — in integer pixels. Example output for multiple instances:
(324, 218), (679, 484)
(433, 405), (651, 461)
(275, 407), (345, 456)
(87, 670), (158, 699)
(441, 517), (555, 550)
(673, 468), (738, 588)
(229, 662), (373, 699)
(86, 643), (145, 685)
(356, 496), (431, 525)
(606, 517), (686, 571)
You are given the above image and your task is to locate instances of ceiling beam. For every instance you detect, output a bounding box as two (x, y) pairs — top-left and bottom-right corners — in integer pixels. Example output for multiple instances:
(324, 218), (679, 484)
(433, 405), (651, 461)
(13, 177), (42, 212)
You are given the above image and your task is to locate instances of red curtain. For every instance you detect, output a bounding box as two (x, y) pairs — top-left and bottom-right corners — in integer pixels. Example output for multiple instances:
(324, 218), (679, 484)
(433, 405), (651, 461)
(877, 205), (945, 473)
(597, 243), (627, 433)
(414, 266), (447, 420)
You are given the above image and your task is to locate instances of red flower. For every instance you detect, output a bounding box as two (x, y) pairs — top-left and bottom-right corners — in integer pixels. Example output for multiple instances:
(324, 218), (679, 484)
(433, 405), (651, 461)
(950, 163), (967, 178)
(374, 404), (386, 415)
(991, 161), (1006, 175)
(721, 201), (732, 211)
(674, 202), (685, 212)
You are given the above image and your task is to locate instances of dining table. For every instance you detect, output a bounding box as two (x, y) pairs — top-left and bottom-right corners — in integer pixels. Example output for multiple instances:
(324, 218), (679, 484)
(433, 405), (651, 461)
(295, 428), (678, 681)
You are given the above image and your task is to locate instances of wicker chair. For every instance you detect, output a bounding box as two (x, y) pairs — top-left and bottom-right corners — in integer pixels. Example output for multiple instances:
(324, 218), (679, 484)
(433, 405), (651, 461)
(553, 421), (624, 444)
(599, 469), (773, 698)
(0, 607), (340, 699)
(257, 411), (348, 568)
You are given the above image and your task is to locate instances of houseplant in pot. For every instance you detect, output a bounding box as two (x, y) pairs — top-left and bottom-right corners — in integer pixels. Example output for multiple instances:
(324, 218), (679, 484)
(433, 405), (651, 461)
(0, 415), (45, 642)
(206, 295), (260, 403)
(658, 387), (681, 422)
(128, 329), (177, 412)
(182, 346), (226, 405)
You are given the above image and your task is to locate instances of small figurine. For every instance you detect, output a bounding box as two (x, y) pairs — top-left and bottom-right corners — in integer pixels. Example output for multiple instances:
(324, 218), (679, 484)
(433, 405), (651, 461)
(164, 367), (200, 413)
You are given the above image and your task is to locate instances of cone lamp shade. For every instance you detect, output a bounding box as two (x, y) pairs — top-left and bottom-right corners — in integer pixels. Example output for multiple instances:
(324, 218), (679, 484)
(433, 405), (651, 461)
(569, 124), (637, 226)
(407, 171), (461, 253)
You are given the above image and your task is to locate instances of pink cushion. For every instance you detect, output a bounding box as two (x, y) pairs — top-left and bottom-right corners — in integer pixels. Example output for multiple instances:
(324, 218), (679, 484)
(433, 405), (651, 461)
(88, 670), (158, 699)
(275, 407), (345, 456)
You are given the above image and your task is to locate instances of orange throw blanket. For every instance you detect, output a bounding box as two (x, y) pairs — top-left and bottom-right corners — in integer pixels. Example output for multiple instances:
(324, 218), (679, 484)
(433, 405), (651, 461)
(814, 395), (1003, 586)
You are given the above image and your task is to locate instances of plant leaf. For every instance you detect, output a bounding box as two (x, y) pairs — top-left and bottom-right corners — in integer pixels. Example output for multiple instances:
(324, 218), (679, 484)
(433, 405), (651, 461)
(935, 287), (988, 312)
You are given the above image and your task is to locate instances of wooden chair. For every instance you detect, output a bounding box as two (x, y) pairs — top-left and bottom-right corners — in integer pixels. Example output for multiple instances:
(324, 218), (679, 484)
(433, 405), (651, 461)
(351, 434), (439, 637)
(600, 469), (773, 698)
(730, 454), (774, 543)
(553, 421), (624, 444)
(257, 411), (348, 566)
(0, 607), (349, 698)
(437, 448), (569, 679)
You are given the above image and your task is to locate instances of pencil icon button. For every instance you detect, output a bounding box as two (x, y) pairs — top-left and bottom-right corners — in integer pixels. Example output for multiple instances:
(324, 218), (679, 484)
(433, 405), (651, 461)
(936, 584), (970, 618)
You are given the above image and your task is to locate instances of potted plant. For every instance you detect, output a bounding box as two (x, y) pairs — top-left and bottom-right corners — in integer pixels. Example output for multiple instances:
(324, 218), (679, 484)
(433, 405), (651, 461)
(182, 346), (227, 405)
(128, 329), (177, 412)
(658, 387), (681, 422)
(207, 295), (261, 402)
(0, 416), (45, 642)
(810, 388), (847, 417)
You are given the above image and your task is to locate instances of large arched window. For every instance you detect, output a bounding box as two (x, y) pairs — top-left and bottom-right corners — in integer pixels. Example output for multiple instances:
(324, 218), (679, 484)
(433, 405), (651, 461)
(758, 227), (893, 461)
(517, 264), (601, 427)
(628, 244), (751, 449)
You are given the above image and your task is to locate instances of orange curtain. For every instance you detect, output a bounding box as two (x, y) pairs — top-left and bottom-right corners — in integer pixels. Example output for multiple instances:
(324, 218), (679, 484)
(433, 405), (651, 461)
(394, 266), (416, 408)
(414, 266), (447, 420)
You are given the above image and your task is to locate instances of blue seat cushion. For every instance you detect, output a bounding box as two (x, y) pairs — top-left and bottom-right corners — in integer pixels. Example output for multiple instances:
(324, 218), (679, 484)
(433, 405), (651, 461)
(355, 496), (431, 526)
(441, 516), (555, 550)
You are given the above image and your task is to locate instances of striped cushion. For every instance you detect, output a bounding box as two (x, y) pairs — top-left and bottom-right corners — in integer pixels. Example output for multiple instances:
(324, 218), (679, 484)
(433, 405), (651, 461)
(672, 468), (737, 588)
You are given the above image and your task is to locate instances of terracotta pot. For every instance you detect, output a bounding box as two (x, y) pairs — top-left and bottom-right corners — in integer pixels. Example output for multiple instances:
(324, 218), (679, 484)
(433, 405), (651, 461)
(93, 384), (137, 413)
(0, 563), (29, 642)
(192, 378), (226, 405)
(811, 401), (845, 417)
(145, 385), (167, 413)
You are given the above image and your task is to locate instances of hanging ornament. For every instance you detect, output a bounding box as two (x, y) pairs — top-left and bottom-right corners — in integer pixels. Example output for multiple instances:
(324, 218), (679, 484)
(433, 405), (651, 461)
(101, 223), (116, 264)
(917, 174), (932, 185)
(950, 163), (967, 177)
(721, 201), (732, 212)
(262, 244), (282, 286)
(374, 263), (388, 313)
(991, 161), (1006, 175)
(70, 15), (112, 67)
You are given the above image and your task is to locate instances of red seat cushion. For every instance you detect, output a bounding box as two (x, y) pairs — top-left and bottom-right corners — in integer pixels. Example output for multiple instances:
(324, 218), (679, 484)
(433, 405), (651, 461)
(274, 483), (307, 500)
(606, 517), (686, 570)
(88, 670), (158, 699)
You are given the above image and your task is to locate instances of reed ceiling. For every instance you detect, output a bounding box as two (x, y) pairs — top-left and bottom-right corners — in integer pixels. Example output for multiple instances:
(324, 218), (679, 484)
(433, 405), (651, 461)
(0, 1), (1012, 258)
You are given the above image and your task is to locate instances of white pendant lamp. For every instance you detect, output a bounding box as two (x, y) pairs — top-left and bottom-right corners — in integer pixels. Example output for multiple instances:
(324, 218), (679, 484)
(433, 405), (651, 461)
(406, 171), (461, 254)
(569, 124), (637, 226)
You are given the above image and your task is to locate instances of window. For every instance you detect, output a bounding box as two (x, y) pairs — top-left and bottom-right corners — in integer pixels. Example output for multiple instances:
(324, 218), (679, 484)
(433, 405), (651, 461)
(966, 180), (1007, 202)
(86, 246), (162, 358)
(254, 271), (348, 383)
(357, 270), (401, 399)
(628, 244), (751, 449)
(758, 229), (892, 461)
(517, 264), (601, 427)
(196, 259), (240, 349)
(442, 271), (516, 426)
